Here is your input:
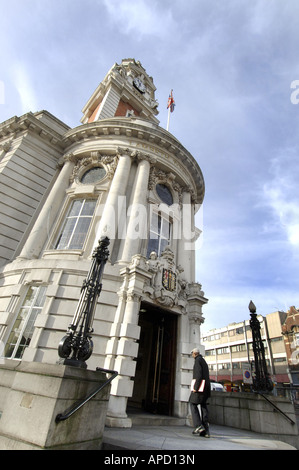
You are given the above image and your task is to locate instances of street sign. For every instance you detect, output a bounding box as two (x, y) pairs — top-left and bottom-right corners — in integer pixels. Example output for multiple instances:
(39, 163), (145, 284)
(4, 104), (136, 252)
(242, 363), (253, 384)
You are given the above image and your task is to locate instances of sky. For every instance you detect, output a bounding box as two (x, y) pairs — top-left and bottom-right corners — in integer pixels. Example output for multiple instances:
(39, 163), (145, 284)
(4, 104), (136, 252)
(1, 0), (299, 332)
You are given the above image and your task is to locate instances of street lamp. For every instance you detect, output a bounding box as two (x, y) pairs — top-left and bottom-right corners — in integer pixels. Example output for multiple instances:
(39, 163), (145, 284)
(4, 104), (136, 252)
(58, 237), (110, 368)
(249, 300), (273, 392)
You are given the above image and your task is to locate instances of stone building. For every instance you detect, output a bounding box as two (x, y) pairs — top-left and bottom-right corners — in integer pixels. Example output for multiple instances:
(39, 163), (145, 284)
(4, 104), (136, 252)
(282, 306), (299, 387)
(0, 59), (207, 427)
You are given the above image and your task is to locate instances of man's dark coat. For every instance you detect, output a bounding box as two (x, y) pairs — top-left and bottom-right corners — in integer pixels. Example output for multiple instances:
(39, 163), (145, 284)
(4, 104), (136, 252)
(189, 354), (211, 405)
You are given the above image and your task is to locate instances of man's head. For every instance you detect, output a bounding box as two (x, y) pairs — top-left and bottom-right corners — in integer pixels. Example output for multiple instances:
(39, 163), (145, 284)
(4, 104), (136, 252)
(190, 348), (200, 358)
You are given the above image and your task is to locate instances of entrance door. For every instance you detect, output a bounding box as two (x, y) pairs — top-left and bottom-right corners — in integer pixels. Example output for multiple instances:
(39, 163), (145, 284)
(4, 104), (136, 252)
(129, 304), (177, 415)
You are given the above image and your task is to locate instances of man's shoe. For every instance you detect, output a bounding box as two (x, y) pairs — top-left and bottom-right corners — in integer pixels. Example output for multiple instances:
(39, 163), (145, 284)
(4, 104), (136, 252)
(192, 425), (205, 435)
(202, 426), (210, 438)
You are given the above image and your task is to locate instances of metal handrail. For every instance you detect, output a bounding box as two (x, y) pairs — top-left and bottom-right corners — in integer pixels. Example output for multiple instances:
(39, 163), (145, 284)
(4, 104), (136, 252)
(257, 392), (296, 426)
(55, 367), (118, 423)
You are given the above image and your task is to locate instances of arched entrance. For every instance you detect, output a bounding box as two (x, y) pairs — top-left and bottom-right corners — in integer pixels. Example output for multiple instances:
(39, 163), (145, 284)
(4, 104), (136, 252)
(129, 302), (178, 416)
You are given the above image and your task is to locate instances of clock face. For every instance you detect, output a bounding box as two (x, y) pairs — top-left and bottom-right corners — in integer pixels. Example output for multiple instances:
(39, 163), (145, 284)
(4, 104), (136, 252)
(133, 77), (146, 93)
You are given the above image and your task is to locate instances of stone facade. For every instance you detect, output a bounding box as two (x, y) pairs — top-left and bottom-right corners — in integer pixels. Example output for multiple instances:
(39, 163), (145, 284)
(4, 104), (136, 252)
(0, 59), (207, 427)
(282, 306), (299, 386)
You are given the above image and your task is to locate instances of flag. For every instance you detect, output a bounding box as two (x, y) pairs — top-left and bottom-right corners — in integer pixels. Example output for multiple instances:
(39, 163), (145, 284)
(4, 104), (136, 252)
(167, 90), (175, 113)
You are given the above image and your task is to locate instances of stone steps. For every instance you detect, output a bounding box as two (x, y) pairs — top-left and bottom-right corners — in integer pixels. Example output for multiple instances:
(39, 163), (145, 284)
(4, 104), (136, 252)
(128, 408), (187, 427)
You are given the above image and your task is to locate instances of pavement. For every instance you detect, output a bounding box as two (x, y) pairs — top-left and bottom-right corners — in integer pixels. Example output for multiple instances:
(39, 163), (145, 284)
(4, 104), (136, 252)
(102, 412), (297, 451)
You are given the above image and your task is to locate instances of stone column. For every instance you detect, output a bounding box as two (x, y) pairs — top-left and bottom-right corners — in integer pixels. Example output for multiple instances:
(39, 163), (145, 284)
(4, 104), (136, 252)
(93, 149), (132, 255)
(105, 255), (151, 427)
(177, 189), (193, 282)
(120, 154), (152, 263)
(18, 154), (76, 260)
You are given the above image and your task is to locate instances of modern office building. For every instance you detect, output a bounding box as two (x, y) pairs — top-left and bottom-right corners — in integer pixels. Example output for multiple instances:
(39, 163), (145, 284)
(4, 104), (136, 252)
(202, 311), (291, 392)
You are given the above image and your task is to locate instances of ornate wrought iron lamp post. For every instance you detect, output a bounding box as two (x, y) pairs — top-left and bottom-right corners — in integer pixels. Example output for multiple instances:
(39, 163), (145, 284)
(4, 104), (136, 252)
(58, 237), (110, 368)
(249, 300), (273, 392)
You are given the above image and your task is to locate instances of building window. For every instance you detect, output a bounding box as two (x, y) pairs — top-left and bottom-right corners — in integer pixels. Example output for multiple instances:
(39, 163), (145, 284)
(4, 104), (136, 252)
(4, 286), (46, 359)
(231, 344), (247, 352)
(156, 184), (173, 206)
(218, 363), (230, 370)
(217, 347), (230, 355)
(55, 199), (97, 250)
(147, 212), (172, 257)
(80, 167), (106, 184)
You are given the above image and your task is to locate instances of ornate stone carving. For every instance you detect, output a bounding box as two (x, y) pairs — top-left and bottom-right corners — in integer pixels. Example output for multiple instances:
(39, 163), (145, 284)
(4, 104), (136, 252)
(148, 167), (186, 204)
(69, 152), (118, 183)
(143, 246), (188, 313)
(131, 150), (156, 165)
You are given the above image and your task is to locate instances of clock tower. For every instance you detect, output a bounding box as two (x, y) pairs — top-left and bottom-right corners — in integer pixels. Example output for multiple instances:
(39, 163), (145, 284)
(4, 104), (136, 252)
(81, 58), (159, 124)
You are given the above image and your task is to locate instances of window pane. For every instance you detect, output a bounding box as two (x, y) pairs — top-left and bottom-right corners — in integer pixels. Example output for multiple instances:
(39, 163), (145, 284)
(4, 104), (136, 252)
(161, 218), (170, 239)
(160, 238), (169, 254)
(150, 211), (159, 233)
(147, 238), (159, 257)
(147, 212), (172, 258)
(80, 167), (106, 184)
(35, 286), (47, 306)
(69, 217), (93, 249)
(56, 218), (76, 249)
(156, 184), (173, 206)
(22, 286), (38, 306)
(81, 199), (97, 216)
(4, 286), (46, 359)
(55, 199), (96, 250)
(68, 200), (82, 217)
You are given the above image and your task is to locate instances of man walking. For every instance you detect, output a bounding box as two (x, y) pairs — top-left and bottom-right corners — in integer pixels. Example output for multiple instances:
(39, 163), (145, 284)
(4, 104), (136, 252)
(189, 348), (211, 437)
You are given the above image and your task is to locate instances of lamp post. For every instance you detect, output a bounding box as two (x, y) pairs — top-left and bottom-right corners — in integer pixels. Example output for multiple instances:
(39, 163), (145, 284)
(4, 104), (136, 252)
(249, 300), (273, 392)
(58, 237), (110, 368)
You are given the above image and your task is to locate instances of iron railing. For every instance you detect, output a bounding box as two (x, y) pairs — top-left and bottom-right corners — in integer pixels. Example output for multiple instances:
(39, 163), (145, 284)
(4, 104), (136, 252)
(55, 367), (118, 423)
(256, 391), (296, 426)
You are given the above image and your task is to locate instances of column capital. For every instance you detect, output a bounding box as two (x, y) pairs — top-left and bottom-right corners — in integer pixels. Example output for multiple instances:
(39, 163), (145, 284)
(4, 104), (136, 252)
(131, 150), (156, 165)
(57, 152), (77, 168)
(116, 146), (132, 157)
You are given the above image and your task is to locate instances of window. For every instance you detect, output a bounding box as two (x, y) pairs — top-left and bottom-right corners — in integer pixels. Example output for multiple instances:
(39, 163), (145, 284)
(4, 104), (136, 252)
(231, 343), (247, 352)
(55, 199), (97, 250)
(147, 212), (172, 257)
(205, 349), (215, 356)
(80, 167), (106, 184)
(217, 347), (229, 355)
(232, 362), (241, 369)
(4, 286), (46, 359)
(218, 363), (230, 370)
(156, 184), (173, 206)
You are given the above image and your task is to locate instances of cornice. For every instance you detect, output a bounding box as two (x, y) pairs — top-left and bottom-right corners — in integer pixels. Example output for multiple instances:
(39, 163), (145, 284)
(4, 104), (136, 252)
(62, 117), (205, 204)
(0, 111), (69, 149)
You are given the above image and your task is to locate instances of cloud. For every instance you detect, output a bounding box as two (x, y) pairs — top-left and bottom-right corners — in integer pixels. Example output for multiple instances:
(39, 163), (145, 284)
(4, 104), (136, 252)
(10, 62), (38, 115)
(102, 0), (175, 39)
(261, 148), (299, 248)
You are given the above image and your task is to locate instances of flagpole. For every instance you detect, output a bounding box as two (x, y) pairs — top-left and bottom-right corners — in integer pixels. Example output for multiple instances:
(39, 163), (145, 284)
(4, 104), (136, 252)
(166, 89), (175, 132)
(166, 105), (171, 131)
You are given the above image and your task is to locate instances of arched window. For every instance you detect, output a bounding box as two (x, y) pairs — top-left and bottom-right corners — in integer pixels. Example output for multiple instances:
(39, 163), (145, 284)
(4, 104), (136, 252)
(80, 166), (106, 184)
(156, 184), (173, 206)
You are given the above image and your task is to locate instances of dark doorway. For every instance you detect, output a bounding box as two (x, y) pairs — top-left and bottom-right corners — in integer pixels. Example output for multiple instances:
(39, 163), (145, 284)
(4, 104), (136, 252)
(129, 303), (177, 415)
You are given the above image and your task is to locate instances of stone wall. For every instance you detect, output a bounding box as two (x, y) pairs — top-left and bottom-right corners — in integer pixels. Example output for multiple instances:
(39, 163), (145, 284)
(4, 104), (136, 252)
(209, 391), (299, 449)
(0, 360), (111, 450)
